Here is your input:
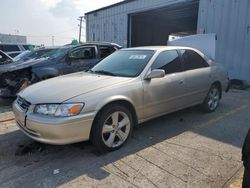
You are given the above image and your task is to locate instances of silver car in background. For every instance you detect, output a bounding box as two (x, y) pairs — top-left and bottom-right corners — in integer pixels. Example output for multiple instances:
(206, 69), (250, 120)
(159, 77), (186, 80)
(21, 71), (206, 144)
(13, 46), (229, 152)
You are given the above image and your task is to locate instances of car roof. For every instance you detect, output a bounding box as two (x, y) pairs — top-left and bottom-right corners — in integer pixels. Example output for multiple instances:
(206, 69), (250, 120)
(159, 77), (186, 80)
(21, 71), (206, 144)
(64, 42), (122, 49)
(121, 46), (198, 51)
(81, 41), (122, 47)
(120, 46), (212, 63)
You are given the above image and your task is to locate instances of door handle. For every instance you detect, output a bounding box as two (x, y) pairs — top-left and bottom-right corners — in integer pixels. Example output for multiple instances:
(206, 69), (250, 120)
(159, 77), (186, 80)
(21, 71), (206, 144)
(179, 80), (184, 84)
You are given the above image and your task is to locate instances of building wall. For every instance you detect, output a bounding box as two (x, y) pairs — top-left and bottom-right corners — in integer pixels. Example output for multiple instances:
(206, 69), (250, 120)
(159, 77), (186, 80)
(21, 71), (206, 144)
(86, 0), (195, 47)
(86, 0), (250, 83)
(0, 34), (27, 44)
(197, 0), (250, 82)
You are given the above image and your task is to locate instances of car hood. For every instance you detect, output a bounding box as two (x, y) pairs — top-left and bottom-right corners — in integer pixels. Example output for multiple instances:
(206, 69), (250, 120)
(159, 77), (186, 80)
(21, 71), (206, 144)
(19, 72), (132, 104)
(0, 57), (49, 74)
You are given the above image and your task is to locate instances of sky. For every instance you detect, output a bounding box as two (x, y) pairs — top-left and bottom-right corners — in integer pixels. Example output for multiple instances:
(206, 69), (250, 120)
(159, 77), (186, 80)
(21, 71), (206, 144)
(0, 0), (123, 46)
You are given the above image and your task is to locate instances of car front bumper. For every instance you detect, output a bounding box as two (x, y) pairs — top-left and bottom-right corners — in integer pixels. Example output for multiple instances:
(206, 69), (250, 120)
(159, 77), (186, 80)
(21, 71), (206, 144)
(12, 101), (96, 145)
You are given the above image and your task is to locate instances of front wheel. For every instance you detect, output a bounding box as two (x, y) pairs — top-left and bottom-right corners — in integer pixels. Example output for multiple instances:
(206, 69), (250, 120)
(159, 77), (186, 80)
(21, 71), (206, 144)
(90, 105), (133, 152)
(202, 84), (221, 112)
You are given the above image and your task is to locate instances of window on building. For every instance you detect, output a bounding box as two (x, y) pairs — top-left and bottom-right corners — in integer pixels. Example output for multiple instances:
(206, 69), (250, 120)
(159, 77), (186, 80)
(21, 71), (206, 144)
(152, 50), (183, 74)
(179, 49), (209, 70)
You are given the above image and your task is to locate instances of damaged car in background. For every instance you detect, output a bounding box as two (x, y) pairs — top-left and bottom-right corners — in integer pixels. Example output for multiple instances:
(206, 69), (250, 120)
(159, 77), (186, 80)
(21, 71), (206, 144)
(0, 50), (13, 65)
(0, 42), (121, 98)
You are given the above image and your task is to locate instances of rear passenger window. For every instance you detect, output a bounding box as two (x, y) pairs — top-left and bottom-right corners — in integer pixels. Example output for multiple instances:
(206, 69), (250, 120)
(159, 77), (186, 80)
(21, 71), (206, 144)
(179, 49), (209, 70)
(152, 50), (182, 74)
(3, 45), (20, 52)
(100, 46), (116, 58)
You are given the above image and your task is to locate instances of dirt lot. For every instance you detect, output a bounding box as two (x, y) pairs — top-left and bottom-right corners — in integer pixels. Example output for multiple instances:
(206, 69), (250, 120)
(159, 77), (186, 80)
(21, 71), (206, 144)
(0, 89), (249, 188)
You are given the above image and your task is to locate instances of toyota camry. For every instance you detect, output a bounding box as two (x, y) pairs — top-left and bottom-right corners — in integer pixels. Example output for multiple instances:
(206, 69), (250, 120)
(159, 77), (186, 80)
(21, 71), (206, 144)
(13, 46), (229, 152)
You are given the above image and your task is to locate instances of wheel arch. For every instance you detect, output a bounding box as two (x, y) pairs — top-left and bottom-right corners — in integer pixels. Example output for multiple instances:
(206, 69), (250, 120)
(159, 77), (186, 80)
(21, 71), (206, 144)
(92, 97), (138, 132)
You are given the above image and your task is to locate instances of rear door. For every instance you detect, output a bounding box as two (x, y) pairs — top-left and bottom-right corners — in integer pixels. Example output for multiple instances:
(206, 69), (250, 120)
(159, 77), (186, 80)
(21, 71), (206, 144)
(64, 46), (98, 73)
(143, 50), (187, 119)
(179, 49), (212, 104)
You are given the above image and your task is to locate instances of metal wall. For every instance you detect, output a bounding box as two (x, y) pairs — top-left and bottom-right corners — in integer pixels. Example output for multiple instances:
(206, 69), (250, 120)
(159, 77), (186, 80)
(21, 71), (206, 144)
(86, 0), (250, 83)
(86, 0), (197, 47)
(197, 0), (250, 83)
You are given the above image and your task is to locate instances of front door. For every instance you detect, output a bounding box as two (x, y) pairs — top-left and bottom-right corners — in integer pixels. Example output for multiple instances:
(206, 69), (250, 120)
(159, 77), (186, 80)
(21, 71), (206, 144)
(143, 50), (187, 119)
(64, 46), (98, 74)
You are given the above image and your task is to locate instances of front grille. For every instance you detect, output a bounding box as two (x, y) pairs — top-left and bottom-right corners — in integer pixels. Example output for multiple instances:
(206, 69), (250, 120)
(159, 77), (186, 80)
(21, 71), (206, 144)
(16, 96), (31, 112)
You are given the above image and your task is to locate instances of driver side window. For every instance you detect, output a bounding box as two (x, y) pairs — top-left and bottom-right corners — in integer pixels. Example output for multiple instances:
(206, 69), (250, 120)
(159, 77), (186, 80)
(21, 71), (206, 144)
(70, 47), (95, 60)
(152, 50), (183, 74)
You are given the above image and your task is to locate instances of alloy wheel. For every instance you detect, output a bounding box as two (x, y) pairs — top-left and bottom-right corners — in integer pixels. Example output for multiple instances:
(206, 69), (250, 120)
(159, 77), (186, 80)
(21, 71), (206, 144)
(207, 87), (220, 111)
(101, 111), (131, 148)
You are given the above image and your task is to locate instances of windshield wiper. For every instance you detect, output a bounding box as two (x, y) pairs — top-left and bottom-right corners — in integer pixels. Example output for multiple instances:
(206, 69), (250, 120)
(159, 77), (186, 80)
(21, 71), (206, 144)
(91, 70), (117, 76)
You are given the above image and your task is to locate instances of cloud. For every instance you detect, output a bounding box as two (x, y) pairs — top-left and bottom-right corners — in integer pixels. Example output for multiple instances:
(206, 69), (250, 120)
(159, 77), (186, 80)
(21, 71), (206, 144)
(49, 0), (80, 18)
(0, 0), (123, 45)
(40, 0), (62, 9)
(49, 0), (124, 18)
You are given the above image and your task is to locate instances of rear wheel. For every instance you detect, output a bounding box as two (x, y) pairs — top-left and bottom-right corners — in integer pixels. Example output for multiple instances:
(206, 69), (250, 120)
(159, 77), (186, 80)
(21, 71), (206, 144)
(202, 84), (220, 112)
(91, 105), (133, 152)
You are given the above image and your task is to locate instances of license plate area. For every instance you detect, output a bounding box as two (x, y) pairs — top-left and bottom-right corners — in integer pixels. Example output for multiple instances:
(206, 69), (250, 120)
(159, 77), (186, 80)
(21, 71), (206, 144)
(13, 102), (26, 127)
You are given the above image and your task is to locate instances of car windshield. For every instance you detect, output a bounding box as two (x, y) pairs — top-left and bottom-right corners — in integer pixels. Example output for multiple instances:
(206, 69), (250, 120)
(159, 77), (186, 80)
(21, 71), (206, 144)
(13, 47), (69, 61)
(13, 50), (32, 61)
(46, 47), (69, 59)
(90, 50), (155, 77)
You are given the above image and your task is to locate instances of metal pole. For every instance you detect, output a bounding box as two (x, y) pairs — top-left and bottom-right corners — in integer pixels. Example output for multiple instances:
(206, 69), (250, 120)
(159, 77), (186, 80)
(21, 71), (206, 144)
(78, 16), (84, 43)
(52, 36), (54, 46)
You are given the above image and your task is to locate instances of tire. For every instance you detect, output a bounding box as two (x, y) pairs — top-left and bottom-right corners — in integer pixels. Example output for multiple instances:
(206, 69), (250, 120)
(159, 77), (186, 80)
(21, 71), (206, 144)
(202, 84), (221, 112)
(90, 105), (134, 152)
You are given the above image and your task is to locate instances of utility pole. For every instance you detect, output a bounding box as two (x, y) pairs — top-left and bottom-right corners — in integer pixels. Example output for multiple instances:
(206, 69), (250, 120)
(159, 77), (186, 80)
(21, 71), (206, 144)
(78, 16), (84, 43)
(52, 36), (54, 46)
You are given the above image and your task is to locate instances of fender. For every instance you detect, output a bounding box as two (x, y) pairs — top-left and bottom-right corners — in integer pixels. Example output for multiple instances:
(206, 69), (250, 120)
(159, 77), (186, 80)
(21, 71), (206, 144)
(92, 94), (142, 123)
(95, 95), (136, 113)
(32, 67), (60, 80)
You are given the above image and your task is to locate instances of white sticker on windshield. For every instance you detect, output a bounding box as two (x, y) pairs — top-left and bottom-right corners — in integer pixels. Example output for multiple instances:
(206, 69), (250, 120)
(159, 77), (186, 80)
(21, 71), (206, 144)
(129, 55), (147, 60)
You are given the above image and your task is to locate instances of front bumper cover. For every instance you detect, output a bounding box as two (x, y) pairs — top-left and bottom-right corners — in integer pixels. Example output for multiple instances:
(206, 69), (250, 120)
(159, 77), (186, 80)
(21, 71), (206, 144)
(13, 100), (96, 145)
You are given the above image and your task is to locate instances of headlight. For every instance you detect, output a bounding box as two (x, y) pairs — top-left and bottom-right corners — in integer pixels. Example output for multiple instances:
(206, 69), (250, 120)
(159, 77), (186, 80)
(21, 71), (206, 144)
(34, 103), (84, 117)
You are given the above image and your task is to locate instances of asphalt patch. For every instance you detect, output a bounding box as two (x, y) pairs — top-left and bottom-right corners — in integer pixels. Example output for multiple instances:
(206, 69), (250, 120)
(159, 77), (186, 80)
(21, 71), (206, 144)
(15, 141), (46, 156)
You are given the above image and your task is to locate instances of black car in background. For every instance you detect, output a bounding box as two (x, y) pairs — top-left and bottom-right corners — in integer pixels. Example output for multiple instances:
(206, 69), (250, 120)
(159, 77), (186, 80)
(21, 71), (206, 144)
(0, 42), (122, 97)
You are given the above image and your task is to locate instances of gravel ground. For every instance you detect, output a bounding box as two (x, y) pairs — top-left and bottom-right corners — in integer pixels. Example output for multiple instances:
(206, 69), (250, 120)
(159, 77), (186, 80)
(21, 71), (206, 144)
(0, 89), (249, 188)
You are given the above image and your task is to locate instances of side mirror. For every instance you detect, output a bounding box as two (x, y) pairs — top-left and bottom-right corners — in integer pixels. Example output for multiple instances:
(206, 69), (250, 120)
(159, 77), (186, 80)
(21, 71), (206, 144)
(145, 69), (165, 80)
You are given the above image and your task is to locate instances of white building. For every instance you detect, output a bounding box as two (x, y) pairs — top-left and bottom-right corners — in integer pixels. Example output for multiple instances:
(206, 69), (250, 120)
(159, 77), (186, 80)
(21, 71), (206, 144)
(0, 33), (27, 44)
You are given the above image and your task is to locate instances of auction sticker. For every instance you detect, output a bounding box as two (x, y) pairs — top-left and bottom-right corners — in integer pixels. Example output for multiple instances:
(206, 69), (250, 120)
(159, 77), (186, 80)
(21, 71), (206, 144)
(129, 55), (147, 60)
